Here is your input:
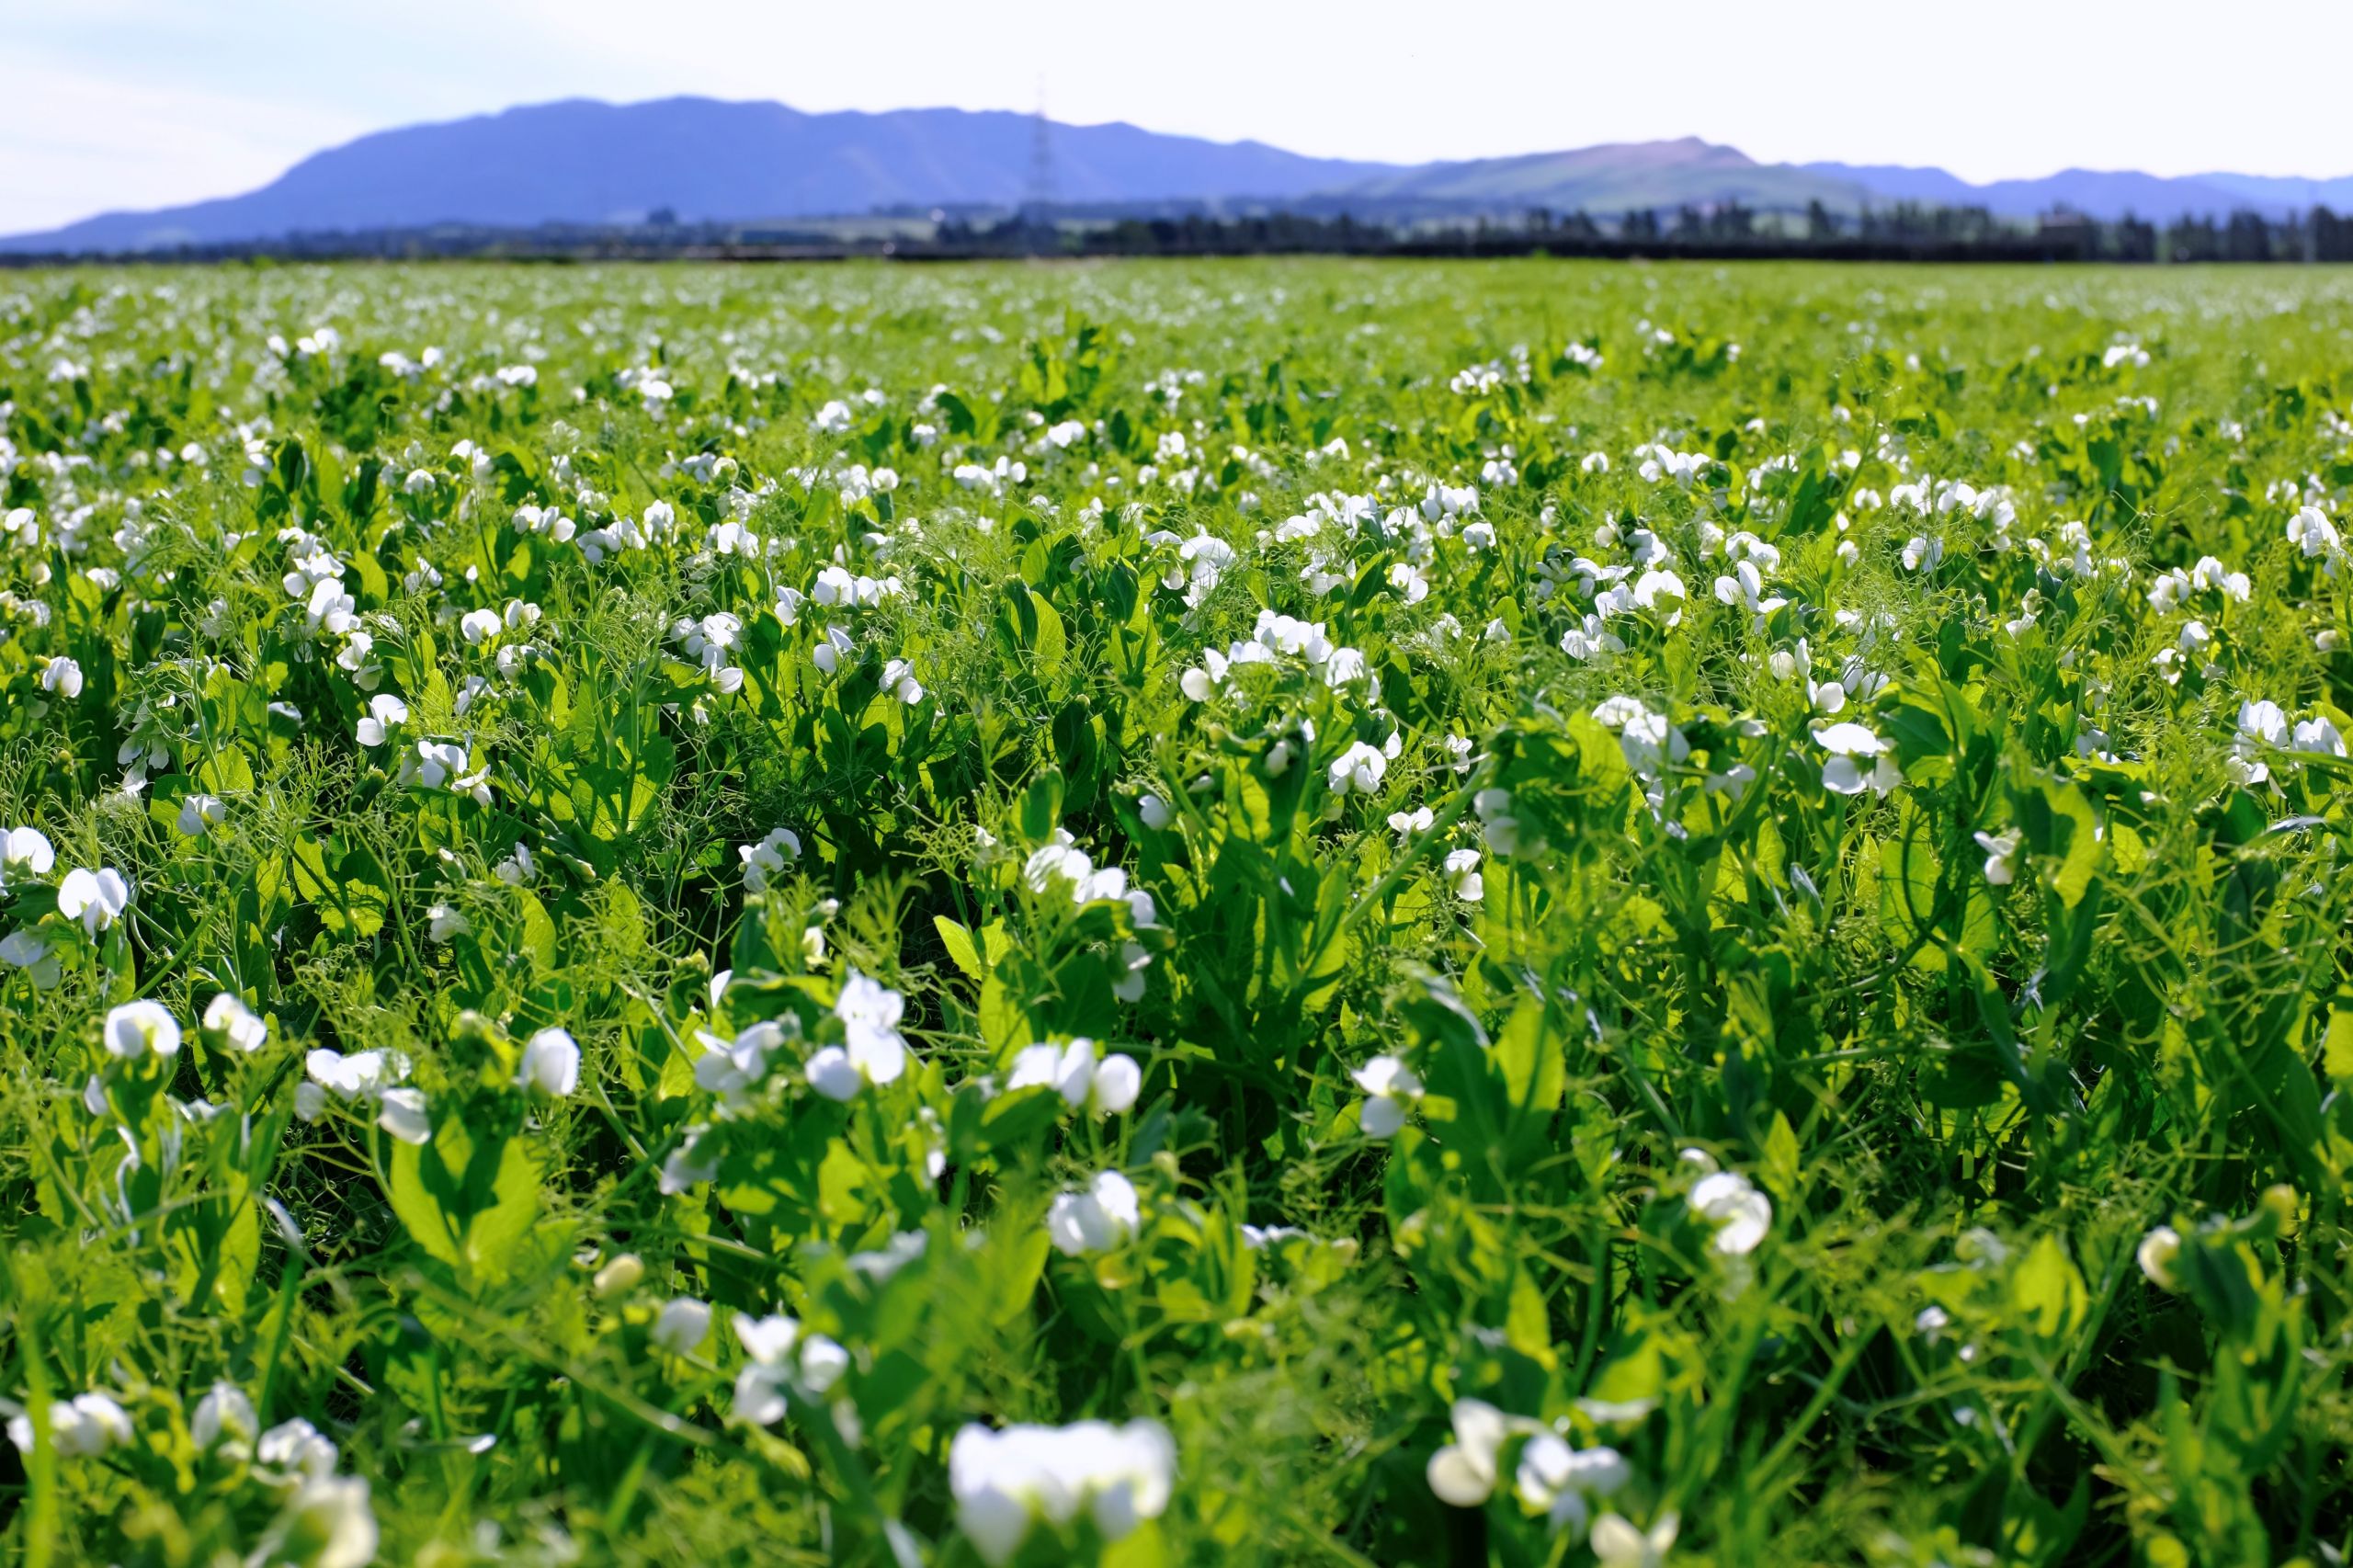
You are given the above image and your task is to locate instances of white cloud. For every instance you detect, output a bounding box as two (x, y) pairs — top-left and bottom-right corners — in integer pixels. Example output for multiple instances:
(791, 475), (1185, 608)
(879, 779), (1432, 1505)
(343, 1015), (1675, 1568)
(0, 51), (370, 232)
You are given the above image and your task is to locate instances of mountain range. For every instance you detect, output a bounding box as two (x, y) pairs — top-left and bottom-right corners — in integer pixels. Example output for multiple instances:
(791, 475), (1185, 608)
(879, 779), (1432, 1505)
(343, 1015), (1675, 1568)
(6, 96), (2348, 253)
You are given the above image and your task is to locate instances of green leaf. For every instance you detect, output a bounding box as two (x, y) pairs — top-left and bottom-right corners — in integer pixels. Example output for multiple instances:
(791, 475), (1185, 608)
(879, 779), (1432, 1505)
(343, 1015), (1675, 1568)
(2012, 1233), (2087, 1340)
(935, 915), (983, 981)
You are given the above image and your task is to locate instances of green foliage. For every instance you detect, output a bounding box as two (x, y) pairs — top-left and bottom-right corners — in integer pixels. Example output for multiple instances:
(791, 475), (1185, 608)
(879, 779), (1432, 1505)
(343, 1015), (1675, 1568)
(2, 257), (2352, 1567)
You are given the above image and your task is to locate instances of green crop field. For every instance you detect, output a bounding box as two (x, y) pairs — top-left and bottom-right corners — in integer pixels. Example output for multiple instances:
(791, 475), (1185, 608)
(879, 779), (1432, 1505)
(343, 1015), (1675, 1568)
(5, 256), (2353, 1567)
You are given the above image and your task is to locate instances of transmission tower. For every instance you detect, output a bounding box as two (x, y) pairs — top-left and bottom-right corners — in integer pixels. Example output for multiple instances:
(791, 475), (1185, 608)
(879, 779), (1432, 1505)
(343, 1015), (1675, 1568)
(1022, 80), (1058, 252)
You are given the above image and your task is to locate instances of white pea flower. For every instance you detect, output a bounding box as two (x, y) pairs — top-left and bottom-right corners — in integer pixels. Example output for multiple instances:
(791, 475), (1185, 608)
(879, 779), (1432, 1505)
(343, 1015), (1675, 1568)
(355, 694), (408, 746)
(652, 1296), (712, 1354)
(376, 1087), (432, 1145)
(1444, 847), (1485, 902)
(808, 971), (908, 1099)
(1328, 741), (1388, 796)
(1350, 1055), (1422, 1139)
(1045, 1169), (1141, 1256)
(203, 993), (269, 1052)
(1427, 1398), (1510, 1506)
(1591, 1511), (1680, 1568)
(949, 1418), (1176, 1565)
(191, 1382), (258, 1453)
(176, 793), (227, 837)
(0, 930), (61, 988)
(0, 825), (55, 884)
(2293, 715), (2347, 757)
(1516, 1432), (1631, 1534)
(1812, 723), (1903, 798)
(517, 1028), (581, 1096)
(57, 867), (132, 936)
(1688, 1170), (1772, 1256)
(1973, 828), (2024, 885)
(881, 658), (924, 704)
(7, 1392), (134, 1458)
(2137, 1225), (2182, 1290)
(40, 656), (84, 699)
(738, 826), (801, 892)
(1008, 1039), (1142, 1116)
(103, 999), (180, 1059)
(253, 1476), (378, 1568)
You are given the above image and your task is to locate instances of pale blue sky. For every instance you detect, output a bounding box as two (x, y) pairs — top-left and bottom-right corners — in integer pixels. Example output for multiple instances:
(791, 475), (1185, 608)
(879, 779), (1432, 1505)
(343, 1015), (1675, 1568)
(6, 0), (2348, 231)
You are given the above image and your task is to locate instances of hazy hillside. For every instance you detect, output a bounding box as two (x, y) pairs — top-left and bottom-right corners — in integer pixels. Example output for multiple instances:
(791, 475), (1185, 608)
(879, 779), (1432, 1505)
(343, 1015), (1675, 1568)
(7, 96), (2349, 254)
(0, 97), (1401, 252)
(1340, 138), (1872, 215)
(1805, 162), (2285, 222)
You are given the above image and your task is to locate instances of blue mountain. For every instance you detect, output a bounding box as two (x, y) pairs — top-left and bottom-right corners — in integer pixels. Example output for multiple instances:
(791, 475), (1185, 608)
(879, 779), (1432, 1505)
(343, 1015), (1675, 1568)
(1802, 162), (2304, 222)
(6, 97), (2349, 253)
(0, 97), (1402, 252)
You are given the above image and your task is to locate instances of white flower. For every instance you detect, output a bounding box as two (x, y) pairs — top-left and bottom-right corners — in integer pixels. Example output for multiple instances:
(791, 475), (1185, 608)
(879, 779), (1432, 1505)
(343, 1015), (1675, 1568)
(881, 658), (924, 704)
(1900, 535), (1944, 572)
(517, 1028), (581, 1096)
(191, 1382), (257, 1452)
(1631, 568), (1688, 622)
(306, 1047), (406, 1100)
(376, 1087), (432, 1145)
(203, 993), (268, 1051)
(2294, 715), (2347, 757)
(949, 1419), (1176, 1565)
(0, 825), (55, 883)
(494, 842), (537, 885)
(1328, 741), (1387, 796)
(355, 694), (408, 746)
(1592, 1511), (1680, 1568)
(2231, 699), (2290, 784)
(1516, 1432), (1631, 1534)
(1045, 1169), (1141, 1256)
(1443, 848), (1485, 903)
(40, 656), (84, 699)
(176, 792), (227, 837)
(1688, 1170), (1772, 1256)
(57, 866), (131, 936)
(256, 1415), (339, 1480)
(739, 826), (801, 892)
(653, 1296), (712, 1354)
(809, 971), (908, 1099)
(0, 929), (62, 988)
(1008, 1039), (1142, 1116)
(1427, 1398), (1510, 1506)
(1137, 792), (1172, 830)
(1351, 1055), (1421, 1139)
(1973, 827), (2024, 885)
(7, 1392), (134, 1458)
(1388, 806), (1436, 841)
(1812, 723), (1902, 797)
(252, 1476), (379, 1568)
(103, 999), (179, 1059)
(2137, 1225), (2182, 1290)
(693, 1019), (788, 1099)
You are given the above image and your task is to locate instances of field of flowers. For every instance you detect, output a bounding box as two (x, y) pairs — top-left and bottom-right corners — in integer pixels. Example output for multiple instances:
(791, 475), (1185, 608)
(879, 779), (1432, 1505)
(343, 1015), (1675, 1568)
(3, 256), (2353, 1566)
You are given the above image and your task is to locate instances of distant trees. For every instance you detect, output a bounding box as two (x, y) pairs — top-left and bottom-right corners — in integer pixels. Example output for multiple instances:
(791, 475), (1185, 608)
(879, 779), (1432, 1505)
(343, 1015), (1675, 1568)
(17, 199), (2353, 268)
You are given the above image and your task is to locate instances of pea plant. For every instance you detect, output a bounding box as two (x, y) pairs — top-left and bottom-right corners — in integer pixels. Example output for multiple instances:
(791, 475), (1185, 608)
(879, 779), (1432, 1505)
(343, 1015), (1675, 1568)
(2, 258), (2351, 1565)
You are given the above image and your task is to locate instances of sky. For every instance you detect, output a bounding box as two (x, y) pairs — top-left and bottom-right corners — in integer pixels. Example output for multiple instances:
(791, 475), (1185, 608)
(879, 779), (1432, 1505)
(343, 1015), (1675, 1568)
(6, 0), (2352, 232)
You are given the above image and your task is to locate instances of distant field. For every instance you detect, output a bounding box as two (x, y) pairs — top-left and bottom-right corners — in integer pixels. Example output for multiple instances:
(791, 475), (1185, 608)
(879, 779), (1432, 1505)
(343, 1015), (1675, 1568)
(5, 258), (2353, 1566)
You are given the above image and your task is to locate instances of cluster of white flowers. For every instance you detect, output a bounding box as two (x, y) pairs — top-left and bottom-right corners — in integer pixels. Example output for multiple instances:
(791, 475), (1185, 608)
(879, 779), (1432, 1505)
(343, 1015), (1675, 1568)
(1427, 1398), (1635, 1541)
(949, 1419), (1175, 1563)
(2228, 699), (2347, 785)
(299, 1047), (430, 1144)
